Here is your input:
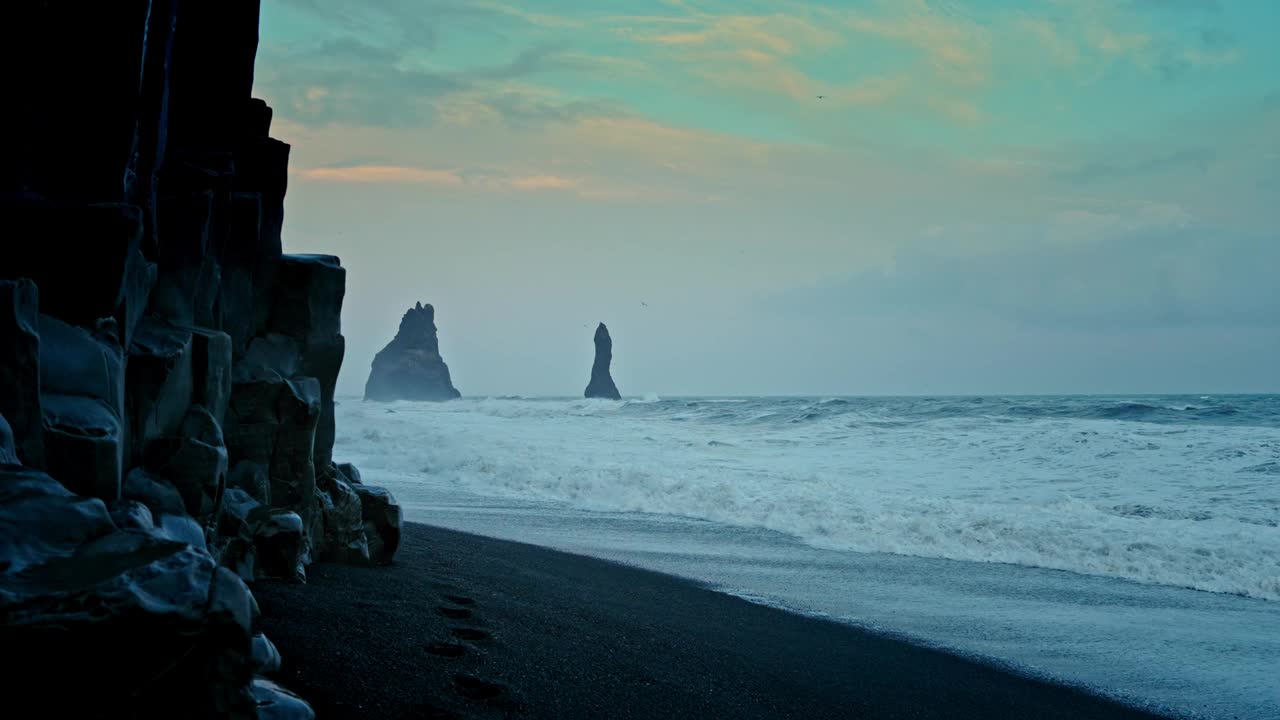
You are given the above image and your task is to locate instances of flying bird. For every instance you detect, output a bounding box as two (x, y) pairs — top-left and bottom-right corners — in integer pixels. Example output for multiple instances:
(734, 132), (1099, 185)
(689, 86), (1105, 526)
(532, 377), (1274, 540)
(816, 95), (825, 99)
(641, 301), (648, 307)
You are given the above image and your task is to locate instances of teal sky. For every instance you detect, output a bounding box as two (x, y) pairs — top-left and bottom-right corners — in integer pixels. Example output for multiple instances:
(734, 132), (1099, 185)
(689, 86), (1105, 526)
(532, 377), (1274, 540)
(255, 0), (1279, 396)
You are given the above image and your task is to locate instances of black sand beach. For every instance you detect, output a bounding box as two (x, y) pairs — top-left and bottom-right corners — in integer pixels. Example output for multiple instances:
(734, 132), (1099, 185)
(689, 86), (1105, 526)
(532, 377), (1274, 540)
(256, 523), (1171, 720)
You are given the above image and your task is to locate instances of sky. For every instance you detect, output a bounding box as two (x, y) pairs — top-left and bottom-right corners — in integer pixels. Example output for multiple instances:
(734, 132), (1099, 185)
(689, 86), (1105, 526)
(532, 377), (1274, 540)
(253, 0), (1280, 397)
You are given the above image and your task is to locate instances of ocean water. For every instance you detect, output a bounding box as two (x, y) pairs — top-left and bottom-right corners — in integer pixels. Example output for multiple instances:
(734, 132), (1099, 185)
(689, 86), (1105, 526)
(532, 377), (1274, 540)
(336, 395), (1280, 719)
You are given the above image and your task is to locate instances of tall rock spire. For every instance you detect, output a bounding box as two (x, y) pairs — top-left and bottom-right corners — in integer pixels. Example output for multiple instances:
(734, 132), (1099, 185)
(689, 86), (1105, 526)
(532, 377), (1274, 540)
(584, 322), (622, 400)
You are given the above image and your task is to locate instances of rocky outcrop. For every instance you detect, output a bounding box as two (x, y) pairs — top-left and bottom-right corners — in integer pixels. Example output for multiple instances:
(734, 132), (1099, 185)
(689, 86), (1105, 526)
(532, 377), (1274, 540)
(365, 302), (461, 401)
(585, 323), (622, 400)
(1, 3), (398, 717)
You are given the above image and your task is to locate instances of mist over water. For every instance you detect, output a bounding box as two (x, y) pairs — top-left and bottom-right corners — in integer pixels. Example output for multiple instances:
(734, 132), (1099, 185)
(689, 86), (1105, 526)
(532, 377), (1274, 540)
(338, 394), (1280, 718)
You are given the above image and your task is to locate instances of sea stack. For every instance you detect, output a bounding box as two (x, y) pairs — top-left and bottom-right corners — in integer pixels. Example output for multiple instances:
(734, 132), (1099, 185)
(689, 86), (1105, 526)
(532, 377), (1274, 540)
(365, 302), (461, 401)
(584, 322), (622, 400)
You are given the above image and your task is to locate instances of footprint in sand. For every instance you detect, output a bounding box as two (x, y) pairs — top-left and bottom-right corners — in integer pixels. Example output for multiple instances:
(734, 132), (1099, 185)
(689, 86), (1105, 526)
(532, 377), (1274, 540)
(424, 641), (467, 658)
(450, 627), (491, 642)
(453, 674), (506, 701)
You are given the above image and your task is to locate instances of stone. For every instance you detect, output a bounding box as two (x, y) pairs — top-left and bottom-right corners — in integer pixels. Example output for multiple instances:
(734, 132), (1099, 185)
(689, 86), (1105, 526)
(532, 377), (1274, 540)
(42, 394), (124, 500)
(0, 414), (18, 467)
(227, 460), (271, 505)
(39, 313), (125, 413)
(0, 279), (44, 468)
(216, 488), (261, 582)
(152, 189), (220, 325)
(585, 322), (622, 400)
(0, 467), (116, 576)
(252, 678), (316, 720)
(240, 333), (302, 379)
(127, 318), (195, 464)
(317, 470), (370, 566)
(118, 248), (158, 347)
(336, 462), (362, 485)
(352, 484), (403, 565)
(156, 512), (209, 552)
(219, 191), (273, 355)
(271, 255), (346, 469)
(253, 509), (306, 583)
(122, 467), (188, 518)
(187, 326), (233, 425)
(251, 632), (283, 674)
(108, 498), (155, 531)
(223, 374), (322, 552)
(0, 528), (259, 718)
(141, 406), (228, 530)
(365, 302), (461, 402)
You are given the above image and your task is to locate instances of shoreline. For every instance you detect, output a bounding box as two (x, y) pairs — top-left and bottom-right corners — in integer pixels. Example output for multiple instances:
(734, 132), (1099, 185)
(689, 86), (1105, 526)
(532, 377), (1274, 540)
(257, 522), (1173, 720)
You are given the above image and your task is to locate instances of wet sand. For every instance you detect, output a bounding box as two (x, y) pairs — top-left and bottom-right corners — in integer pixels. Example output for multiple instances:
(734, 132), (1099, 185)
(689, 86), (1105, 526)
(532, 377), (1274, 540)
(255, 523), (1172, 720)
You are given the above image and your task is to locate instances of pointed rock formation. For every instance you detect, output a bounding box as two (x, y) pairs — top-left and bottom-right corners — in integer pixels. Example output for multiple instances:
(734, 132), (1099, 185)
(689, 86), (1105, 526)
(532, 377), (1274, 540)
(585, 322), (622, 400)
(365, 302), (461, 402)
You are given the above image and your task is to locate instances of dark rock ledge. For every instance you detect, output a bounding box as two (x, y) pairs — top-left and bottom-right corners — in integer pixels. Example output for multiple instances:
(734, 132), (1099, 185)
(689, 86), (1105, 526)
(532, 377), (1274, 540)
(1, 3), (400, 717)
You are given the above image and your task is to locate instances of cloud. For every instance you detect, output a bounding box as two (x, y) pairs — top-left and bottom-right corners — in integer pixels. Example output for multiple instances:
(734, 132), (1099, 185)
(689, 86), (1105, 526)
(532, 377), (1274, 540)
(296, 163), (583, 192)
(1127, 0), (1220, 12)
(299, 165), (464, 184)
(257, 2), (615, 129)
(839, 0), (991, 87)
(1056, 148), (1215, 184)
(770, 212), (1280, 331)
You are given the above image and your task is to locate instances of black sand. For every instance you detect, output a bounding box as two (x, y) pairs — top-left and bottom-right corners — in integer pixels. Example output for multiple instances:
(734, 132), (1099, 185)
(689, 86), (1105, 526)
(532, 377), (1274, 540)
(255, 523), (1172, 720)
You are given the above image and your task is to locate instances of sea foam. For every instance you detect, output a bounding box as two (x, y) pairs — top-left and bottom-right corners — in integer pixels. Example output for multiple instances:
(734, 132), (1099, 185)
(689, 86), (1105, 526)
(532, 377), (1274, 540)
(337, 395), (1280, 601)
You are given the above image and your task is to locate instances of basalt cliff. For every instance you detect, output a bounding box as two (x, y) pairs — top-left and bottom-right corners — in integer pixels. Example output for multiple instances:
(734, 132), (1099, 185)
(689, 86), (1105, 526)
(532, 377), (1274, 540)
(1, 3), (400, 718)
(365, 302), (462, 402)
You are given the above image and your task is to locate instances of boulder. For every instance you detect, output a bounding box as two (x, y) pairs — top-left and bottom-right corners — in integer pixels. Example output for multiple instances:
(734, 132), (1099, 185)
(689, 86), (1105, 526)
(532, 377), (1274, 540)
(187, 326), (233, 425)
(251, 632), (283, 675)
(108, 498), (155, 531)
(152, 189), (221, 325)
(216, 488), (261, 582)
(0, 529), (260, 718)
(227, 460), (271, 505)
(364, 302), (461, 401)
(223, 374), (322, 552)
(122, 467), (188, 518)
(0, 279), (44, 468)
(42, 393), (125, 500)
(252, 679), (316, 720)
(0, 414), (19, 467)
(141, 405), (228, 532)
(219, 191), (270, 355)
(352, 484), (403, 565)
(253, 509), (306, 583)
(584, 322), (622, 400)
(336, 462), (362, 485)
(271, 254), (346, 469)
(316, 469), (370, 565)
(127, 318), (195, 463)
(39, 313), (125, 413)
(0, 467), (116, 576)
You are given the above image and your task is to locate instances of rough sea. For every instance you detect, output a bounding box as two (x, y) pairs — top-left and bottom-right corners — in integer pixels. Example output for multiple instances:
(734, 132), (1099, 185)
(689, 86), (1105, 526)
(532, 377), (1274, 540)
(336, 394), (1280, 719)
